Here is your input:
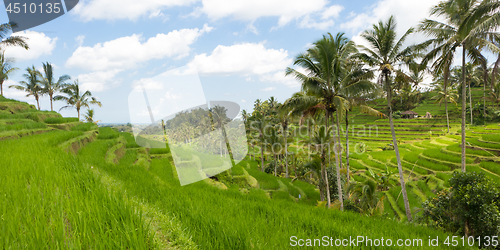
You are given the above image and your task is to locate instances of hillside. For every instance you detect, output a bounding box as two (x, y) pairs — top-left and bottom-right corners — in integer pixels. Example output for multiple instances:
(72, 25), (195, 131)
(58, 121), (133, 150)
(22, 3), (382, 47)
(0, 96), (470, 249)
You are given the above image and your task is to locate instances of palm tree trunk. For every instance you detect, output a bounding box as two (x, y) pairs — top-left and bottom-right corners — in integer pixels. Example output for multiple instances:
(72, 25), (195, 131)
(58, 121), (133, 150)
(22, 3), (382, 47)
(387, 73), (411, 221)
(331, 114), (344, 211)
(77, 107), (80, 120)
(469, 82), (473, 125)
(0, 80), (3, 96)
(461, 45), (467, 172)
(324, 110), (331, 207)
(49, 94), (53, 111)
(483, 63), (487, 120)
(36, 96), (40, 110)
(284, 124), (289, 178)
(492, 55), (500, 93)
(274, 155), (277, 176)
(260, 133), (265, 172)
(444, 66), (450, 133)
(345, 110), (350, 183)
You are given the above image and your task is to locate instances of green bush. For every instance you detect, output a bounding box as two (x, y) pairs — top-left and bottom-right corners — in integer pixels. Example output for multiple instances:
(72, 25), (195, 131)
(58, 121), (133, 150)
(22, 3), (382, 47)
(419, 172), (500, 240)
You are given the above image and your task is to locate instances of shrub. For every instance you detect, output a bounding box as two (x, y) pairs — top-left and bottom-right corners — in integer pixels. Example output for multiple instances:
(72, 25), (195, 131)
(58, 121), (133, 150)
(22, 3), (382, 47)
(419, 172), (500, 240)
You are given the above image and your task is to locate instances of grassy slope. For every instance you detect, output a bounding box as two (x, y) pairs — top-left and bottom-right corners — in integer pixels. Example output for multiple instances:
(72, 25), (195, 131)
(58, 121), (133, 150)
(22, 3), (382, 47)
(0, 97), (465, 249)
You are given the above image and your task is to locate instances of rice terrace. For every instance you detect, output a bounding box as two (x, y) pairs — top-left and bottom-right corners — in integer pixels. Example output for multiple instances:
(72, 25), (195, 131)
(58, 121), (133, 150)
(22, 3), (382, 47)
(1, 0), (500, 249)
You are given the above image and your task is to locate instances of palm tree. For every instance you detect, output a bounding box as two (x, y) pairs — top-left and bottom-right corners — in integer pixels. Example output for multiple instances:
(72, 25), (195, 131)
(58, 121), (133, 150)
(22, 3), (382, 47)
(420, 0), (500, 172)
(0, 22), (29, 50)
(307, 126), (334, 207)
(0, 52), (17, 96)
(84, 109), (100, 124)
(357, 16), (416, 221)
(277, 105), (291, 178)
(432, 79), (459, 108)
(8, 65), (42, 109)
(286, 32), (364, 210)
(54, 80), (102, 120)
(40, 62), (70, 111)
(210, 105), (230, 158)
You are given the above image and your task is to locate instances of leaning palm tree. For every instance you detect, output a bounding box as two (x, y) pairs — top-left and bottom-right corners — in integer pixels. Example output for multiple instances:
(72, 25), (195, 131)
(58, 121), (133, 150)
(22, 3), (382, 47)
(40, 62), (70, 111)
(357, 16), (416, 222)
(8, 65), (42, 109)
(54, 80), (102, 120)
(0, 52), (17, 96)
(0, 22), (29, 50)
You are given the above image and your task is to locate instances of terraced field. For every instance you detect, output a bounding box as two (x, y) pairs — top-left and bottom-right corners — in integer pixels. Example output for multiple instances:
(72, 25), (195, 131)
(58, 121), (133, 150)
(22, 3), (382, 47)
(1, 97), (463, 249)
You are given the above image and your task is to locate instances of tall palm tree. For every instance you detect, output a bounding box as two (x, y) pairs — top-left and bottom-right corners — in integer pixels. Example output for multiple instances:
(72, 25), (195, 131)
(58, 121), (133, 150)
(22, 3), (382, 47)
(0, 52), (17, 96)
(286, 32), (364, 210)
(357, 16), (416, 221)
(40, 62), (70, 111)
(420, 0), (499, 172)
(54, 80), (102, 120)
(8, 65), (42, 110)
(0, 22), (29, 50)
(307, 126), (334, 207)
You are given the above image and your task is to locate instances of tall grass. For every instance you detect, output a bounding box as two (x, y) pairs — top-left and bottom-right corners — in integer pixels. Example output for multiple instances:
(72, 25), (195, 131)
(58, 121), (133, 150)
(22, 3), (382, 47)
(0, 131), (157, 249)
(43, 117), (79, 124)
(97, 127), (119, 139)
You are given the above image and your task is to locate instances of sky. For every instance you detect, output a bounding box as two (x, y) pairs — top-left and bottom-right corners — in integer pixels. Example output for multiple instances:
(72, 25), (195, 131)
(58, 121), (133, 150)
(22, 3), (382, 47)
(0, 0), (463, 123)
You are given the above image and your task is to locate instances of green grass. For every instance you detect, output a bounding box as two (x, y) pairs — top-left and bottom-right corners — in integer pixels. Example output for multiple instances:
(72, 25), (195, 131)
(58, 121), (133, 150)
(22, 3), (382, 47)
(70, 122), (98, 132)
(246, 168), (280, 190)
(403, 153), (452, 171)
(43, 117), (79, 124)
(0, 120), (46, 132)
(479, 161), (500, 176)
(0, 131), (157, 249)
(97, 127), (119, 139)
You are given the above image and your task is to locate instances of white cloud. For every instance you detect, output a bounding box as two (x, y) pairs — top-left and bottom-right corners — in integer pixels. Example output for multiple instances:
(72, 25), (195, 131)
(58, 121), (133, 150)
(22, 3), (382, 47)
(4, 31), (57, 61)
(341, 0), (441, 44)
(200, 0), (328, 27)
(77, 70), (122, 92)
(261, 87), (276, 91)
(181, 42), (292, 75)
(298, 15), (335, 30)
(321, 5), (343, 19)
(66, 24), (213, 71)
(72, 0), (196, 21)
(241, 99), (246, 103)
(75, 35), (85, 47)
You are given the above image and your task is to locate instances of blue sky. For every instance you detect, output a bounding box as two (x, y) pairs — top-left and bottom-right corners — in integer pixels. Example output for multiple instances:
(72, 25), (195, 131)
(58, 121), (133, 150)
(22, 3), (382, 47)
(1, 0), (453, 123)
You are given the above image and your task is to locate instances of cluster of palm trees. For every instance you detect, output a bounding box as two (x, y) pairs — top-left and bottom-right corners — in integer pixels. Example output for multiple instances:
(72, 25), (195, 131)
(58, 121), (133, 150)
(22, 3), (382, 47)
(243, 0), (499, 222)
(7, 63), (102, 119)
(0, 22), (102, 120)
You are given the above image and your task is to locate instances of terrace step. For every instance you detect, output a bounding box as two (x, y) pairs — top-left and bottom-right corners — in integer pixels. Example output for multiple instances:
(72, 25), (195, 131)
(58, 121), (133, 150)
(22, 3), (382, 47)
(384, 192), (405, 221)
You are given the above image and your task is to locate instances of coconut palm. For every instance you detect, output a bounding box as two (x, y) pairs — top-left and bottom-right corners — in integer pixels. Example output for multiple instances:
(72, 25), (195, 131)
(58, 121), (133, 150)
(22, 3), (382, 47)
(286, 32), (364, 210)
(54, 80), (102, 120)
(357, 16), (417, 221)
(0, 52), (17, 96)
(0, 22), (29, 50)
(84, 109), (100, 124)
(432, 79), (459, 108)
(419, 0), (500, 172)
(8, 65), (42, 110)
(210, 105), (230, 158)
(306, 126), (334, 207)
(40, 62), (70, 111)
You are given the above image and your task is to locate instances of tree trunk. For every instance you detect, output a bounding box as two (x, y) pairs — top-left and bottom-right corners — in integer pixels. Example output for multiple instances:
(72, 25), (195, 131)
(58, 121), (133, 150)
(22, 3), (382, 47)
(345, 110), (350, 183)
(0, 80), (3, 96)
(461, 45), (467, 172)
(274, 155), (277, 176)
(387, 72), (412, 221)
(483, 63), (488, 120)
(324, 110), (331, 207)
(36, 96), (40, 110)
(444, 65), (450, 133)
(492, 55), (500, 93)
(50, 94), (53, 111)
(469, 82), (473, 125)
(260, 132), (265, 172)
(284, 123), (289, 178)
(332, 112), (343, 211)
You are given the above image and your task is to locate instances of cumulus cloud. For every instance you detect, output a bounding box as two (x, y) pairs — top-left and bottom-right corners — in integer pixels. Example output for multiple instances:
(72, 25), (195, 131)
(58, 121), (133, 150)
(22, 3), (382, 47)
(72, 0), (196, 21)
(164, 42), (301, 88)
(66, 24), (213, 71)
(77, 70), (122, 92)
(4, 31), (57, 61)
